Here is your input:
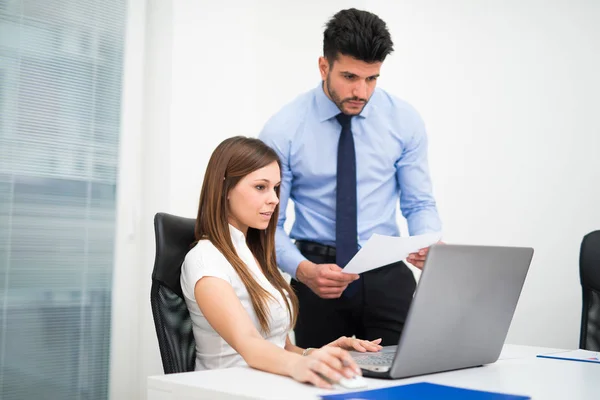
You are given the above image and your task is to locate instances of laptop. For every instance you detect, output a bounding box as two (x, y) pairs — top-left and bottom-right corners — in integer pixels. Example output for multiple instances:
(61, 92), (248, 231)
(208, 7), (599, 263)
(350, 244), (534, 379)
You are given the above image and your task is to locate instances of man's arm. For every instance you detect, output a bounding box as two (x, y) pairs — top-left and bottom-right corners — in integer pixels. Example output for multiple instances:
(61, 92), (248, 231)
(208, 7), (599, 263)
(395, 111), (442, 235)
(259, 125), (306, 278)
(395, 111), (443, 268)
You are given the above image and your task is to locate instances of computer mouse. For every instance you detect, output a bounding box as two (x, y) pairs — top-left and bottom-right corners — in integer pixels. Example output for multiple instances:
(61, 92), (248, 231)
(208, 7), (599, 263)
(336, 375), (368, 389)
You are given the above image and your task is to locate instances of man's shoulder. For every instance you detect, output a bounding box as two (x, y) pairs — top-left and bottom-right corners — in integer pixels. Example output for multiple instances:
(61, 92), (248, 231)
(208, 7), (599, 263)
(373, 87), (422, 120)
(260, 87), (316, 140)
(371, 88), (425, 137)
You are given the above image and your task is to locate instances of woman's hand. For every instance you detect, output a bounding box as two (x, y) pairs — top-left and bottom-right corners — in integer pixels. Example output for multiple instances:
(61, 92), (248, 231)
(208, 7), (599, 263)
(326, 336), (383, 353)
(289, 347), (361, 389)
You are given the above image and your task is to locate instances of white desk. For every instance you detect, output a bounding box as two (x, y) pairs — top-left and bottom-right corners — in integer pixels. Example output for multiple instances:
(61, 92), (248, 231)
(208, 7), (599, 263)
(147, 345), (600, 399)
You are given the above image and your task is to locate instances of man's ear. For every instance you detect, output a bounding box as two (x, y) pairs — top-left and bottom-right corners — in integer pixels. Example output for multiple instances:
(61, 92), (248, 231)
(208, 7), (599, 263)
(318, 56), (329, 81)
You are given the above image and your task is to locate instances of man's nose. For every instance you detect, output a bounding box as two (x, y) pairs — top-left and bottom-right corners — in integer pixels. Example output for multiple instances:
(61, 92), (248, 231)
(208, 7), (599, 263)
(352, 80), (367, 100)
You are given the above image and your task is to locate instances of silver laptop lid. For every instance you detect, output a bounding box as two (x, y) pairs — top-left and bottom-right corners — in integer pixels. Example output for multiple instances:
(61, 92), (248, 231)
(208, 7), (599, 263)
(390, 244), (533, 378)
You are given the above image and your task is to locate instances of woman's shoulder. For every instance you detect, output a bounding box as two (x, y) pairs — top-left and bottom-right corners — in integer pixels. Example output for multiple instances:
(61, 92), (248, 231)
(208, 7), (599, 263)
(184, 239), (226, 266)
(182, 240), (236, 280)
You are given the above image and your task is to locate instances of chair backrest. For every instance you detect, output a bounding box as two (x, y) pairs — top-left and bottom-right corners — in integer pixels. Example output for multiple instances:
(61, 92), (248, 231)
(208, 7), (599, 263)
(150, 212), (197, 373)
(579, 230), (600, 351)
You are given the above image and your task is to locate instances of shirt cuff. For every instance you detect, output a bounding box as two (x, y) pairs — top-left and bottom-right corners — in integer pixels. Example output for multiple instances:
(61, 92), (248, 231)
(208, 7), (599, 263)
(278, 248), (307, 279)
(407, 211), (442, 236)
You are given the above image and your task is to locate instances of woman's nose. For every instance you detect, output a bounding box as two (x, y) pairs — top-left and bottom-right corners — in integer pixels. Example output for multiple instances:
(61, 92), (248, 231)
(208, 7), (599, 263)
(268, 190), (279, 205)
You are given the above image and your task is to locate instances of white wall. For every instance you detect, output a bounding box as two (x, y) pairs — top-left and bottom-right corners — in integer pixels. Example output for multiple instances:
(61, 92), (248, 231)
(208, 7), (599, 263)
(113, 0), (600, 398)
(366, 0), (600, 348)
(110, 0), (173, 399)
(109, 0), (148, 398)
(168, 0), (368, 216)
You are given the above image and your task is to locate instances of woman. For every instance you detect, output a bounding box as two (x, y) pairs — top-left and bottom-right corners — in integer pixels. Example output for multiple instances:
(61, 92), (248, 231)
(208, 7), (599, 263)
(181, 136), (381, 389)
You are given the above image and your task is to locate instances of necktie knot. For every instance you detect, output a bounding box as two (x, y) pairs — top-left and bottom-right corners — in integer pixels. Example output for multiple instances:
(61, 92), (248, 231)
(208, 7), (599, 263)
(336, 113), (352, 130)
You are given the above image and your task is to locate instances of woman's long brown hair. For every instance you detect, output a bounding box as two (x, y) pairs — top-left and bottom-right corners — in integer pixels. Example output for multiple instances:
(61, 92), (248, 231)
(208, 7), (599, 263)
(194, 136), (298, 333)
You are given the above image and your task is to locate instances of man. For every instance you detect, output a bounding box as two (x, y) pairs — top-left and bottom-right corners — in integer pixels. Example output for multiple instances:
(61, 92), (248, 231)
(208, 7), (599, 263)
(259, 8), (442, 349)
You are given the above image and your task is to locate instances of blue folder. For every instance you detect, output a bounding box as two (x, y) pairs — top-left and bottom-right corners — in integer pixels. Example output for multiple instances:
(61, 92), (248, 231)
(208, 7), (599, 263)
(536, 349), (600, 365)
(320, 382), (530, 400)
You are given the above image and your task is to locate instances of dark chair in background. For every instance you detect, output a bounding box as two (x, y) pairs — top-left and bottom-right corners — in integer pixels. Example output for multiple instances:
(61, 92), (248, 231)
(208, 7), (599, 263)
(579, 230), (600, 351)
(150, 212), (197, 373)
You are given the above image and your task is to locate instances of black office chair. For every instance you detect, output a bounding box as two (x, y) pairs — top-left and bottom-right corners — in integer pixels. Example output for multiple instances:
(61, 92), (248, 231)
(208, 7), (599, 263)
(151, 212), (197, 373)
(579, 230), (600, 351)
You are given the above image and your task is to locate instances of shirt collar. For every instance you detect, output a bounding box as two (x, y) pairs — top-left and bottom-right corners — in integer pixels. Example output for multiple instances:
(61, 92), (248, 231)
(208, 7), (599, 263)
(314, 82), (373, 122)
(228, 224), (246, 247)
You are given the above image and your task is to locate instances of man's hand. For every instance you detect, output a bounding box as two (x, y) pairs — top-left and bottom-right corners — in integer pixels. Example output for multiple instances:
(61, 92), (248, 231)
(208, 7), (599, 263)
(407, 241), (444, 269)
(296, 260), (359, 299)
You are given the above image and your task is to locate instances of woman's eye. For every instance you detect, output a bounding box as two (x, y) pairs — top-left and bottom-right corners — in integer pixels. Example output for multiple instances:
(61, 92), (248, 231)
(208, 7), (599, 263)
(255, 185), (265, 190)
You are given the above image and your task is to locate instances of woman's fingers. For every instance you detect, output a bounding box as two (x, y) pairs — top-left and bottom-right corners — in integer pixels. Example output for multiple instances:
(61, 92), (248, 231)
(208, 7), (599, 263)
(362, 338), (382, 351)
(344, 337), (382, 352)
(306, 369), (332, 389)
(308, 355), (345, 386)
(316, 349), (345, 372)
(350, 340), (367, 352)
(331, 347), (362, 375)
(319, 347), (361, 376)
(320, 350), (356, 378)
(360, 342), (376, 351)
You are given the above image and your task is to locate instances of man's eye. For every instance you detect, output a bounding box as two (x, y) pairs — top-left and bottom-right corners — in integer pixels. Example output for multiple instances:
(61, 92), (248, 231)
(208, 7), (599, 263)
(367, 76), (378, 82)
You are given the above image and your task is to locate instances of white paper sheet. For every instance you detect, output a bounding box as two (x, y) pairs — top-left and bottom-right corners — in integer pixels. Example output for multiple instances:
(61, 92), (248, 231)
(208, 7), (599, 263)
(341, 232), (442, 274)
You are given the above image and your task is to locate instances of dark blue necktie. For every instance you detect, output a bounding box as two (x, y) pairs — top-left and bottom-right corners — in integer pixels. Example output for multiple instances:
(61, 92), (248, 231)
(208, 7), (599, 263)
(335, 113), (359, 296)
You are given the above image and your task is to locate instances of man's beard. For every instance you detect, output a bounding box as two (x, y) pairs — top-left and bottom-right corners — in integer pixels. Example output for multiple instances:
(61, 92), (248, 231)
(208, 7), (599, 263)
(326, 74), (368, 115)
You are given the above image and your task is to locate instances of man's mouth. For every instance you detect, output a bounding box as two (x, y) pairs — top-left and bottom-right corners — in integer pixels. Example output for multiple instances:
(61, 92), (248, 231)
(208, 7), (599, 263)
(346, 100), (365, 107)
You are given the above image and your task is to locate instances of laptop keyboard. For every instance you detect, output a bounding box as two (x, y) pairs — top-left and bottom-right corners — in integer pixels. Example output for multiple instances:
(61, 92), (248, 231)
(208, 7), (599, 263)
(353, 352), (395, 366)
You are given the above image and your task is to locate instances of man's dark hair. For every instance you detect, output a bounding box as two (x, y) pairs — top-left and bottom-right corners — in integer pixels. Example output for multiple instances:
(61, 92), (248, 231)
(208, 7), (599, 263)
(323, 8), (394, 64)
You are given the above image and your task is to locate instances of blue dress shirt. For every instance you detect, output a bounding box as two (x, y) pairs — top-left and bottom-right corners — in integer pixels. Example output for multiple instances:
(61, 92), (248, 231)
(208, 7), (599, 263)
(259, 83), (442, 277)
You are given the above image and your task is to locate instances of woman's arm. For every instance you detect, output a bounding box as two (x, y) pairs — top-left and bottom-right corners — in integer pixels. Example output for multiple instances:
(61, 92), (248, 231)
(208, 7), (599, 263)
(285, 336), (309, 355)
(195, 277), (296, 375)
(195, 277), (359, 388)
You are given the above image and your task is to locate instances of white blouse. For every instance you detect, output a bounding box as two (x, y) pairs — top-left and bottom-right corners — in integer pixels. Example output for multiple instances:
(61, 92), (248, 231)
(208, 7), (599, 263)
(180, 225), (291, 371)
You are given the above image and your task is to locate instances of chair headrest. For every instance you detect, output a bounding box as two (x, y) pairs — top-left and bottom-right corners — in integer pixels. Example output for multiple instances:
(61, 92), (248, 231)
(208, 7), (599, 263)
(152, 212), (196, 298)
(581, 230), (600, 291)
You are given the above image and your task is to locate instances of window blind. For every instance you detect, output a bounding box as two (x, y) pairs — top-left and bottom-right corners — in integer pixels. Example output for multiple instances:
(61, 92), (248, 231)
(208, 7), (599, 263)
(0, 1), (126, 399)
